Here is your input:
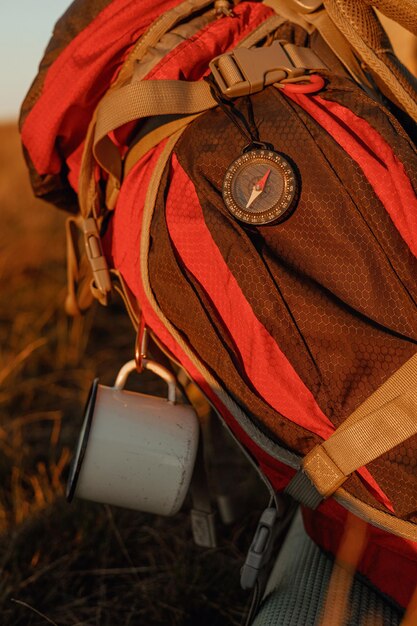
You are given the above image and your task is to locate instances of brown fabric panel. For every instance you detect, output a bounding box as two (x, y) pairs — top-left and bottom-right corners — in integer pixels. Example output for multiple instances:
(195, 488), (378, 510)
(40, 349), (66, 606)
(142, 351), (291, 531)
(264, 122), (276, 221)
(291, 98), (417, 312)
(320, 75), (417, 160)
(368, 439), (417, 522)
(154, 166), (391, 512)
(21, 144), (79, 213)
(148, 164), (322, 455)
(267, 90), (417, 519)
(309, 82), (417, 520)
(174, 104), (326, 405)
(269, 88), (417, 407)
(151, 155), (390, 513)
(174, 83), (417, 517)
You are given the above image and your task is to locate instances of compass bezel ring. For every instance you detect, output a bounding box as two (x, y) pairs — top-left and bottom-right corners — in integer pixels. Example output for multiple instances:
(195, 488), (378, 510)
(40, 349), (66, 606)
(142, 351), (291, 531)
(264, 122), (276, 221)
(222, 149), (297, 225)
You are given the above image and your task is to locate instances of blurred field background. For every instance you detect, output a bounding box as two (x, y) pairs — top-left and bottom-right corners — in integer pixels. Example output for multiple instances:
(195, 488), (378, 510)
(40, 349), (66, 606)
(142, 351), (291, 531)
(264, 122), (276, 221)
(0, 122), (262, 625)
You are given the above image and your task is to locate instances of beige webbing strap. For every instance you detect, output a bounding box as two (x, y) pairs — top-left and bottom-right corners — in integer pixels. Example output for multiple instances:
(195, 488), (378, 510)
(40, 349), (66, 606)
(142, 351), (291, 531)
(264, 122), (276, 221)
(94, 80), (217, 180)
(78, 110), (99, 219)
(263, 0), (316, 34)
(89, 0), (219, 205)
(65, 217), (96, 315)
(94, 43), (326, 179)
(142, 129), (186, 227)
(287, 353), (417, 506)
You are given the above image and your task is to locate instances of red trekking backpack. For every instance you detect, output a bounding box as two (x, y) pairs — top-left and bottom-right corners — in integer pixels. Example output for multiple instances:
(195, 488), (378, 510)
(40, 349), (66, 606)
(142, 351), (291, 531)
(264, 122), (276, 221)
(20, 0), (417, 610)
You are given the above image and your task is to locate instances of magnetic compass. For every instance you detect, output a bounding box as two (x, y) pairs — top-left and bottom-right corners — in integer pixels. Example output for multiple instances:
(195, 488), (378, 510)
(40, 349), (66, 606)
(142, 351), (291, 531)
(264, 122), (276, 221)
(223, 148), (297, 225)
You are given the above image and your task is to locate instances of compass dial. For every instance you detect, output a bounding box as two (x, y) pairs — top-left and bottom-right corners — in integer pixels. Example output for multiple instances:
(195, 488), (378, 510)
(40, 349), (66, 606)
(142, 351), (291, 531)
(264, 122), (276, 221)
(223, 149), (297, 225)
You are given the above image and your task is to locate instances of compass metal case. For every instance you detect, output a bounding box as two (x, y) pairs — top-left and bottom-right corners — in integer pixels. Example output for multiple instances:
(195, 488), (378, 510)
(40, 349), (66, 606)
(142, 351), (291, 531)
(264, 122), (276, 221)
(223, 149), (297, 225)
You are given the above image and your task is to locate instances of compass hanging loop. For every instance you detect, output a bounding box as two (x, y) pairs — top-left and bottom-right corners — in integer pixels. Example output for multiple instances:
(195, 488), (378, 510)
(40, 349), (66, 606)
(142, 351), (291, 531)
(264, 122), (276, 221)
(243, 141), (274, 153)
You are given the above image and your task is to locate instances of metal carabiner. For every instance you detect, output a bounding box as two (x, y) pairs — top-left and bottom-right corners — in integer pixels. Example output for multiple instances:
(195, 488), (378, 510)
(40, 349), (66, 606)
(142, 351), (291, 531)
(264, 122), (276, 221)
(135, 317), (149, 373)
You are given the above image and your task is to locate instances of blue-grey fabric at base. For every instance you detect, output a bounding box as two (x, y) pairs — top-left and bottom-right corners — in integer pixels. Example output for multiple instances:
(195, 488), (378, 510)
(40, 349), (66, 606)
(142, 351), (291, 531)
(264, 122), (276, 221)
(252, 510), (404, 626)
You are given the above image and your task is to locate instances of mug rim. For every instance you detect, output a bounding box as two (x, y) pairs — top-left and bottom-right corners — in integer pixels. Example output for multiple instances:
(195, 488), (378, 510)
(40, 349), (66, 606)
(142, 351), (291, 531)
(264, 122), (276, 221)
(66, 378), (99, 502)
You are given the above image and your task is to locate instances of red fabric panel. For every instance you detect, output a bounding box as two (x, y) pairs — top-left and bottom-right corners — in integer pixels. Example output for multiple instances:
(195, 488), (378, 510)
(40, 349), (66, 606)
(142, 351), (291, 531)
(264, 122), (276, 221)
(21, 0), (184, 176)
(145, 3), (272, 82)
(286, 93), (417, 260)
(302, 501), (417, 609)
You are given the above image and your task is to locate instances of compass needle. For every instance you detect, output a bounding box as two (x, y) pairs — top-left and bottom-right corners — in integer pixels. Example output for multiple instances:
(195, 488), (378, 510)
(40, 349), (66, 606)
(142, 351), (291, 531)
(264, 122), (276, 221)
(245, 187), (262, 209)
(256, 168), (271, 191)
(245, 169), (271, 208)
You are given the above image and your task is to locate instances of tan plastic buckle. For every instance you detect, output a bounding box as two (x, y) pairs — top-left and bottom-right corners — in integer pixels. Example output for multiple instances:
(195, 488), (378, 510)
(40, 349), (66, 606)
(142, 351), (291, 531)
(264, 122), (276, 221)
(82, 217), (112, 298)
(209, 41), (305, 98)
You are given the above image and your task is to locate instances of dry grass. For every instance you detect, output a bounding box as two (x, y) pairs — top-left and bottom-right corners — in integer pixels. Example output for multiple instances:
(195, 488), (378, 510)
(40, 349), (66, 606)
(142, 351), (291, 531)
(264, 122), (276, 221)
(0, 123), (261, 625)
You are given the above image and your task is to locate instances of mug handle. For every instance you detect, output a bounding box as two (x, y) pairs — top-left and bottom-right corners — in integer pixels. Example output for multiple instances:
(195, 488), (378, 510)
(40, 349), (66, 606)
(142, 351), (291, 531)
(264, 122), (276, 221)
(113, 359), (177, 403)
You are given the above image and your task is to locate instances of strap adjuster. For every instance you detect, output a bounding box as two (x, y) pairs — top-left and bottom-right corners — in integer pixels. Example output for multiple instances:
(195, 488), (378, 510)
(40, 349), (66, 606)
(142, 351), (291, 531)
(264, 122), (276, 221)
(82, 217), (112, 299)
(209, 41), (306, 98)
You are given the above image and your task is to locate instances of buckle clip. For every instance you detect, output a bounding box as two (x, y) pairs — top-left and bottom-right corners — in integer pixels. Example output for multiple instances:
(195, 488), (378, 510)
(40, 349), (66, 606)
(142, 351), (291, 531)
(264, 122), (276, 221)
(240, 507), (279, 590)
(209, 41), (305, 98)
(82, 217), (112, 299)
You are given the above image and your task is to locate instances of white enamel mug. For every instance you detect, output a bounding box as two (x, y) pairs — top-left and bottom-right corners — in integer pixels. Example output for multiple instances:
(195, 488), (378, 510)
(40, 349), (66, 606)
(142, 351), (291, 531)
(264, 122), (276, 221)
(67, 359), (199, 516)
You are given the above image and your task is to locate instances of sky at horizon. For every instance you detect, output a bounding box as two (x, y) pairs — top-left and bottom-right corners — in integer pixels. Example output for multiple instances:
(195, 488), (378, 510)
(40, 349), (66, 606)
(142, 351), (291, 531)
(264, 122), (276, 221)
(0, 1), (72, 120)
